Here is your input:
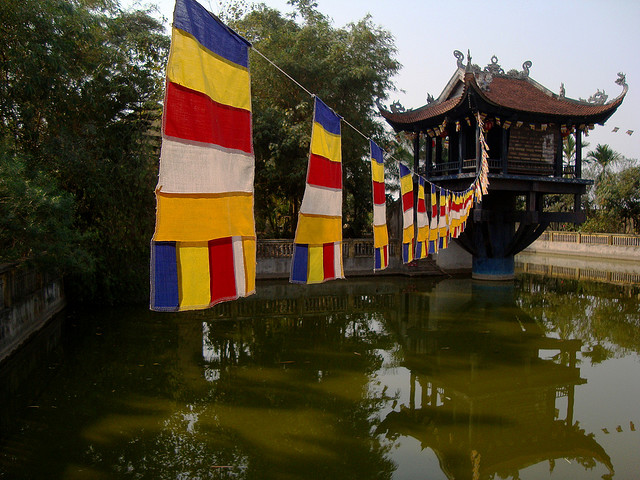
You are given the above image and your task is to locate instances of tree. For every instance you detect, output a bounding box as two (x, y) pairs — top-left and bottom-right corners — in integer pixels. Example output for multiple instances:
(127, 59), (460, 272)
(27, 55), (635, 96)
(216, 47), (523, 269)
(0, 0), (169, 303)
(228, 1), (400, 237)
(585, 144), (621, 180)
(596, 165), (640, 233)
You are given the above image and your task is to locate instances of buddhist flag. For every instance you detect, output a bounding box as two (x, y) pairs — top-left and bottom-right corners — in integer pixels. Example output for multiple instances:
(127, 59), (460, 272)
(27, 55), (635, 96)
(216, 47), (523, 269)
(151, 0), (256, 312)
(400, 163), (414, 263)
(428, 184), (439, 254)
(438, 188), (449, 250)
(370, 140), (389, 271)
(415, 177), (429, 259)
(291, 97), (344, 284)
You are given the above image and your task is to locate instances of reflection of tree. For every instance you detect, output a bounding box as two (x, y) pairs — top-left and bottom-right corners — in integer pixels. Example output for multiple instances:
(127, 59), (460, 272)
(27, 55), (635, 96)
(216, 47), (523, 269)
(517, 275), (640, 362)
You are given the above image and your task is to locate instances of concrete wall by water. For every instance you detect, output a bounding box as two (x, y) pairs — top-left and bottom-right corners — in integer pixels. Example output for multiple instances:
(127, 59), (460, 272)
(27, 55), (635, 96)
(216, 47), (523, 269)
(0, 264), (66, 363)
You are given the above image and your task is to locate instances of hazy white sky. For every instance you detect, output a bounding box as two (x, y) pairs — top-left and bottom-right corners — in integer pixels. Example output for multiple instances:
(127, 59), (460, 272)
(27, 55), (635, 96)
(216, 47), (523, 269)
(128, 0), (640, 160)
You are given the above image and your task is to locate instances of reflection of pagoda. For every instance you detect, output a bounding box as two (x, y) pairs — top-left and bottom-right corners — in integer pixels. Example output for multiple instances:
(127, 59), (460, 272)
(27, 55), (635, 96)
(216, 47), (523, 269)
(379, 281), (614, 479)
(380, 52), (627, 279)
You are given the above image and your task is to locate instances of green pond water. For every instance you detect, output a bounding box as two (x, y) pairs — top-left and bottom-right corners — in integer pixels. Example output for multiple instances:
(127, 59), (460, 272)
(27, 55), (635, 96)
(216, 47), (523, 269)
(1, 273), (640, 479)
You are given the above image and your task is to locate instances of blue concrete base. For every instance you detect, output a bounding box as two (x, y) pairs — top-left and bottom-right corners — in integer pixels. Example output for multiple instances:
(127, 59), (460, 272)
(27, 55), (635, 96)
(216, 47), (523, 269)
(472, 256), (515, 281)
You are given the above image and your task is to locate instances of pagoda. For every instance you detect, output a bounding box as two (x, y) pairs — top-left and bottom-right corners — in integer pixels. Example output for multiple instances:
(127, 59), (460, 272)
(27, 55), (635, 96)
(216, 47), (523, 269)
(380, 51), (627, 279)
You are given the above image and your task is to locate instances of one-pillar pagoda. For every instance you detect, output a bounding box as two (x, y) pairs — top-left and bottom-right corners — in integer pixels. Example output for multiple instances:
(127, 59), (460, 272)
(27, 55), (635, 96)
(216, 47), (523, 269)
(380, 51), (627, 280)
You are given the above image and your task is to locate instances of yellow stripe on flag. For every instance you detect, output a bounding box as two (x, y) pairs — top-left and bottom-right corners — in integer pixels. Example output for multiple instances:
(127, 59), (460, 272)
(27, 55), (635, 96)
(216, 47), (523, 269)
(167, 28), (251, 111)
(310, 122), (341, 162)
(242, 237), (256, 294)
(374, 224), (389, 248)
(307, 245), (325, 283)
(371, 161), (384, 183)
(154, 192), (255, 242)
(177, 242), (211, 309)
(400, 174), (413, 195)
(403, 225), (414, 244)
(294, 213), (342, 245)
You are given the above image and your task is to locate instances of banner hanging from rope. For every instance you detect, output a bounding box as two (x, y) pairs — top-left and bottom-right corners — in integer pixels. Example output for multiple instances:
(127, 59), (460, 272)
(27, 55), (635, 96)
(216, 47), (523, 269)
(291, 97), (344, 284)
(370, 140), (389, 271)
(150, 0), (256, 311)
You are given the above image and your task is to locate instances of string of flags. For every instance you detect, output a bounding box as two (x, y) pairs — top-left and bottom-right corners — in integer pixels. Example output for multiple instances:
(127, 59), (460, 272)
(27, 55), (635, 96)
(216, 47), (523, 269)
(611, 127), (634, 135)
(150, 0), (489, 311)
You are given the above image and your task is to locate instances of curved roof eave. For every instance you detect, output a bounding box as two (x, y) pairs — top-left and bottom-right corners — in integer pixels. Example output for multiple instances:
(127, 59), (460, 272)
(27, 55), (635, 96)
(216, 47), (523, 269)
(380, 70), (628, 131)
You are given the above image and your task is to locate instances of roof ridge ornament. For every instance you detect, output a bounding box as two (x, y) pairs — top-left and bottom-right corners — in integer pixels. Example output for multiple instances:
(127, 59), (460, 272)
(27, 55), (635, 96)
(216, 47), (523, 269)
(453, 50), (465, 69)
(390, 100), (406, 114)
(484, 55), (504, 75)
(616, 72), (627, 88)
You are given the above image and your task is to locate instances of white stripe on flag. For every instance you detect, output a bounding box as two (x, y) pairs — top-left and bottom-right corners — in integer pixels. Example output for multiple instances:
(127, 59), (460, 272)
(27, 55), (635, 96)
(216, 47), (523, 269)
(417, 211), (428, 229)
(403, 208), (414, 228)
(334, 242), (343, 278)
(159, 138), (254, 194)
(299, 184), (342, 217)
(373, 204), (386, 226)
(232, 237), (246, 297)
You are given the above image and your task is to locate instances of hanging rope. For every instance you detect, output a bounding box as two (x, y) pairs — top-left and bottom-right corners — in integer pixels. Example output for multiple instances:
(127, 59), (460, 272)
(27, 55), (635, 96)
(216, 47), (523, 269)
(250, 42), (486, 197)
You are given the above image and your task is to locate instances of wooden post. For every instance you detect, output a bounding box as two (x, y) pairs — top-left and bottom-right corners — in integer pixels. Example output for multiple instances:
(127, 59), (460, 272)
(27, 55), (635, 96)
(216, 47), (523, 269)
(555, 125), (563, 177)
(435, 137), (442, 171)
(475, 123), (481, 175)
(458, 128), (464, 174)
(426, 135), (433, 177)
(501, 127), (509, 174)
(575, 129), (582, 178)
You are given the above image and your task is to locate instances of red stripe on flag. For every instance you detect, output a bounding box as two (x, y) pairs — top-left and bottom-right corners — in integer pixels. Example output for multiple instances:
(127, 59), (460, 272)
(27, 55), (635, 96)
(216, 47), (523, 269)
(308, 154), (342, 189)
(402, 191), (413, 212)
(323, 243), (335, 279)
(373, 181), (385, 205)
(164, 82), (252, 153)
(208, 237), (237, 304)
(417, 198), (426, 213)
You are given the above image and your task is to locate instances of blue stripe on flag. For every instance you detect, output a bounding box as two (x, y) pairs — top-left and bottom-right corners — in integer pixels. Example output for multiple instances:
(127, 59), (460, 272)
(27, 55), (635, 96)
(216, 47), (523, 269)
(402, 243), (410, 264)
(399, 162), (410, 178)
(370, 140), (384, 164)
(152, 242), (180, 309)
(174, 0), (250, 68)
(314, 97), (341, 136)
(291, 244), (309, 283)
(375, 247), (381, 270)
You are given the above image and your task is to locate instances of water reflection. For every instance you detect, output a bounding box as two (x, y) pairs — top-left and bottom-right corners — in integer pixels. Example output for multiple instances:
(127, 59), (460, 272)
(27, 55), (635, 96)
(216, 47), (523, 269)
(2, 276), (637, 479)
(378, 280), (612, 479)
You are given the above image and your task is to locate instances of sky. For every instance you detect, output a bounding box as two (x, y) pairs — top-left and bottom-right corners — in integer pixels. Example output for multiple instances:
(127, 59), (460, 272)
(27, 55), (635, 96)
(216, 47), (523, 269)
(126, 0), (640, 160)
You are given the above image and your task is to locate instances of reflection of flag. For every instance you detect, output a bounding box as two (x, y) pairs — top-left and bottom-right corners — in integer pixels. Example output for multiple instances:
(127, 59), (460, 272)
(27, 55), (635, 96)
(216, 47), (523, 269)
(370, 141), (389, 271)
(400, 163), (414, 263)
(428, 184), (439, 254)
(627, 130), (634, 136)
(291, 97), (344, 284)
(151, 0), (255, 311)
(612, 127), (619, 133)
(415, 177), (429, 259)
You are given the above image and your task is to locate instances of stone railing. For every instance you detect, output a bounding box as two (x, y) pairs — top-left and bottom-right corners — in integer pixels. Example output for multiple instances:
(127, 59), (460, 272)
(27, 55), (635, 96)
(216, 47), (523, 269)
(257, 238), (402, 259)
(538, 231), (640, 248)
(1, 264), (65, 363)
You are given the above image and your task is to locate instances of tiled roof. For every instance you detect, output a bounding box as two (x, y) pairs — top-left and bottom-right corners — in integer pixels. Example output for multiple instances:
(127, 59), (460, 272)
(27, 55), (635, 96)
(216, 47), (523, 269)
(480, 76), (625, 117)
(381, 71), (626, 128)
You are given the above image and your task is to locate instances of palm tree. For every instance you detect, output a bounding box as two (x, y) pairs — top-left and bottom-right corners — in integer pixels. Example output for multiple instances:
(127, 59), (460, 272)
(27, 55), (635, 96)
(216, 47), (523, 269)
(563, 134), (589, 173)
(585, 144), (621, 180)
